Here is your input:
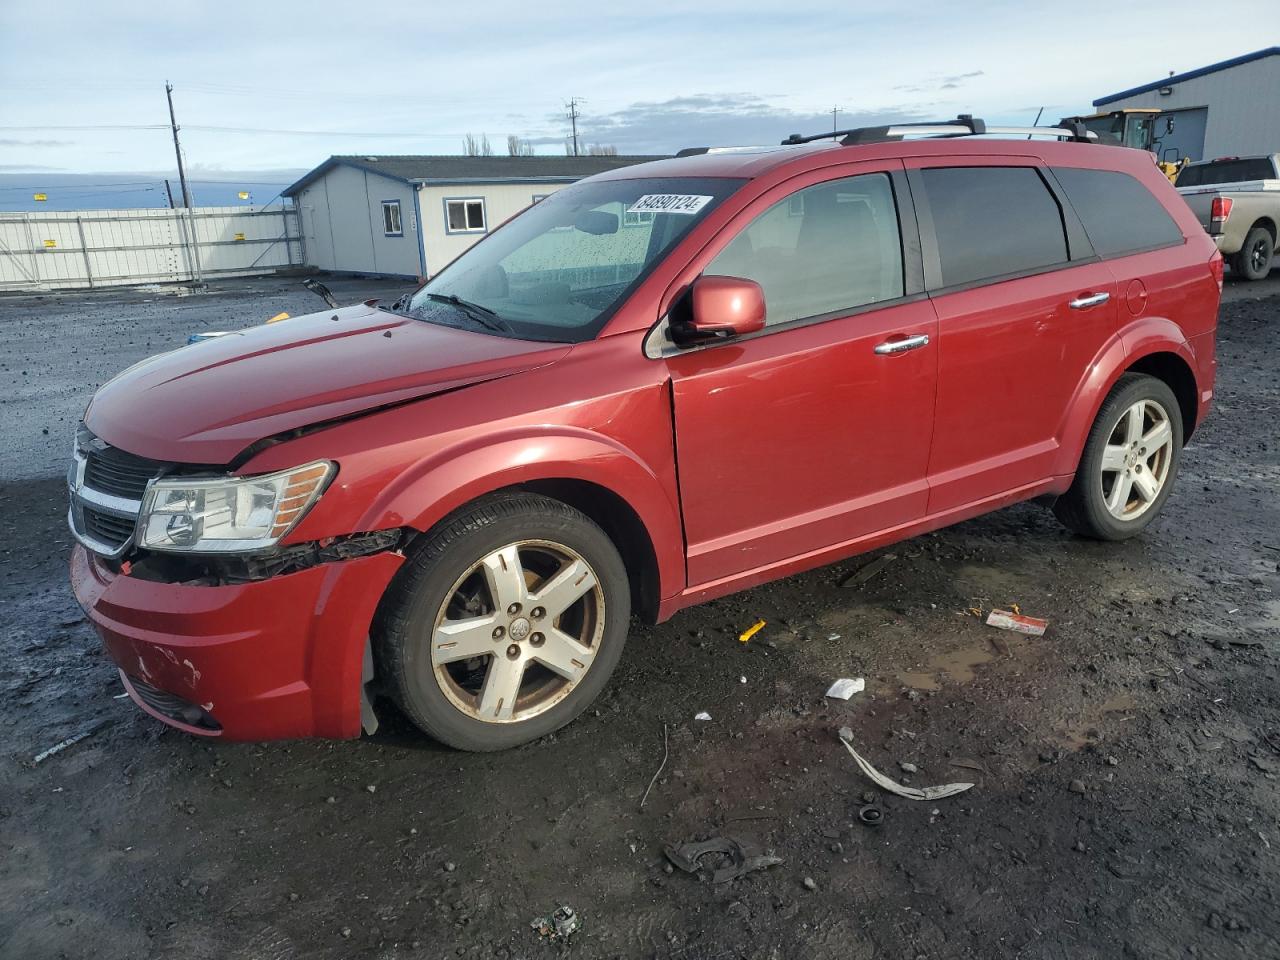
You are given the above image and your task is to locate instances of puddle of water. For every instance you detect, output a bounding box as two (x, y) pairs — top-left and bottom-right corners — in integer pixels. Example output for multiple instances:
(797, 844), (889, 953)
(897, 641), (1006, 690)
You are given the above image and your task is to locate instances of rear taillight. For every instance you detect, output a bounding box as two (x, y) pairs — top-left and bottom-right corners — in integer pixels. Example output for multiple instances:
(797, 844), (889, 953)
(1208, 196), (1232, 237)
(1209, 252), (1224, 292)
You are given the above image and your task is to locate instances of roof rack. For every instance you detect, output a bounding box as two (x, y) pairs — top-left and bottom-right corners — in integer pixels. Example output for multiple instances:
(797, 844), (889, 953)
(781, 114), (1095, 146)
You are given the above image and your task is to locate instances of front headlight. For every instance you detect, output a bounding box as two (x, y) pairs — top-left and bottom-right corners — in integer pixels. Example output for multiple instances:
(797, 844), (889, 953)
(137, 461), (334, 554)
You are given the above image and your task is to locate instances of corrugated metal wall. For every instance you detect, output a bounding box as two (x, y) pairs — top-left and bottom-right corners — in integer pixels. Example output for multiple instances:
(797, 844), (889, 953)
(1094, 55), (1280, 159)
(0, 206), (302, 291)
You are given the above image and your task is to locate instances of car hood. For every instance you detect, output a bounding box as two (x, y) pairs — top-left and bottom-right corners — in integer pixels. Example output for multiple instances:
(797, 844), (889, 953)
(84, 303), (570, 464)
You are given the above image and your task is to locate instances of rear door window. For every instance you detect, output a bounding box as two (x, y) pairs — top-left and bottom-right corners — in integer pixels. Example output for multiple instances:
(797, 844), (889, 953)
(920, 166), (1068, 287)
(1052, 167), (1183, 257)
(706, 172), (904, 327)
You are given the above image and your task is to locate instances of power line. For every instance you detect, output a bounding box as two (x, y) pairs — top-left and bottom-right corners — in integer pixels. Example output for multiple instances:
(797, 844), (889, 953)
(0, 123), (476, 138)
(0, 181), (161, 191)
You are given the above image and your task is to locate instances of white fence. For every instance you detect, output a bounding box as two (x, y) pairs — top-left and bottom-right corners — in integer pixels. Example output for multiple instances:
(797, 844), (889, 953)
(0, 206), (303, 291)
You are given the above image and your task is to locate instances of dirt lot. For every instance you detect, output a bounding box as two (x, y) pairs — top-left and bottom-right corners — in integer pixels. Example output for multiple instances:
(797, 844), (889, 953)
(1, 275), (1278, 960)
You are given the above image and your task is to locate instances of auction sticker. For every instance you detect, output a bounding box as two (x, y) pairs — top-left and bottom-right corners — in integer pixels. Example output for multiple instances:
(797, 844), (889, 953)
(627, 194), (713, 215)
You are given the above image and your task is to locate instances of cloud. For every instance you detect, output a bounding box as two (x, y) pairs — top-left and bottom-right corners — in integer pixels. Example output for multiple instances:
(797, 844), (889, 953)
(524, 93), (934, 154)
(895, 69), (985, 94)
(0, 163), (65, 171)
(0, 138), (73, 147)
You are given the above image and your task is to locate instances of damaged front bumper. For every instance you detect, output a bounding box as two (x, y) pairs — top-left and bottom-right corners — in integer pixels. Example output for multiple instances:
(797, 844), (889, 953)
(70, 542), (404, 740)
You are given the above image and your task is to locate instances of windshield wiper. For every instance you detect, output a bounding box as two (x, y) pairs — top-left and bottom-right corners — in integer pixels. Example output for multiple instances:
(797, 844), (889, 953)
(423, 292), (512, 333)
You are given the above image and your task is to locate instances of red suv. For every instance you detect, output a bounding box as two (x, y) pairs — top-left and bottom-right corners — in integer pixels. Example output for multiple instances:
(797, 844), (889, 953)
(70, 118), (1221, 750)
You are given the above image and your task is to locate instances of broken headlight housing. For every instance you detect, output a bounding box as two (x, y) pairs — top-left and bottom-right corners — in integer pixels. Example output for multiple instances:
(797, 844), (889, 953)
(137, 461), (334, 554)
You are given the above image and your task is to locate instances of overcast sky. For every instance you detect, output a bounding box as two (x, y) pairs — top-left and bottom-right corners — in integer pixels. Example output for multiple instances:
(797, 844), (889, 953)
(0, 0), (1266, 179)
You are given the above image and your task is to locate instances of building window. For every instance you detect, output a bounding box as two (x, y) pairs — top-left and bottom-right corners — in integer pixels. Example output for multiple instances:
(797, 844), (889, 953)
(445, 197), (487, 234)
(381, 200), (402, 236)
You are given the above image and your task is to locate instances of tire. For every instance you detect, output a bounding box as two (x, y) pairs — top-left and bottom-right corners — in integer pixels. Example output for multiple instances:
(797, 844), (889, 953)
(1235, 225), (1274, 281)
(1054, 373), (1183, 541)
(374, 493), (630, 751)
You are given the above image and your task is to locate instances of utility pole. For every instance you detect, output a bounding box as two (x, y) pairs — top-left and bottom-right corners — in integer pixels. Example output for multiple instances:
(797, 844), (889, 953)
(165, 83), (192, 209)
(832, 105), (841, 132)
(565, 98), (582, 157)
(164, 82), (203, 283)
(163, 178), (175, 209)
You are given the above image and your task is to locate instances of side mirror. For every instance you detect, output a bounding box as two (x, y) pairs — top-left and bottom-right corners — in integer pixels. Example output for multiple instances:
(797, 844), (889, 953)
(681, 275), (766, 342)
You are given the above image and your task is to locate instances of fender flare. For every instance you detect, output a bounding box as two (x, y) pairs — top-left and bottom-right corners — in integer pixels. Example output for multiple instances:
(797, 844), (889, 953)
(356, 426), (685, 601)
(1051, 316), (1199, 478)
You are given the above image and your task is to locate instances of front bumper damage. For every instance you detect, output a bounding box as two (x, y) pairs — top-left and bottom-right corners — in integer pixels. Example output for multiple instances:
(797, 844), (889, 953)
(71, 543), (404, 740)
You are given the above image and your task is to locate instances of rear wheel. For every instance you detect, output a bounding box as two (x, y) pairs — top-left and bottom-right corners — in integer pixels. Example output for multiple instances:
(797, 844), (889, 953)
(375, 493), (630, 751)
(1054, 374), (1183, 540)
(1232, 225), (1274, 281)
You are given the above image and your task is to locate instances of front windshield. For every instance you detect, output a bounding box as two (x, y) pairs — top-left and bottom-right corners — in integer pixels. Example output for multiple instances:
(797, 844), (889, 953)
(406, 176), (743, 342)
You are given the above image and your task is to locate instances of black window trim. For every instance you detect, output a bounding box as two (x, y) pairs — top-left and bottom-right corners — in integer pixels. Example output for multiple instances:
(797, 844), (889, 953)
(645, 165), (926, 358)
(908, 163), (1097, 297)
(1047, 165), (1187, 261)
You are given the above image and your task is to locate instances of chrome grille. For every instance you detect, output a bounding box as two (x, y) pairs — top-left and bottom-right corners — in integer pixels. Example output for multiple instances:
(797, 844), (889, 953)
(68, 429), (166, 558)
(83, 508), (137, 545)
(84, 446), (164, 500)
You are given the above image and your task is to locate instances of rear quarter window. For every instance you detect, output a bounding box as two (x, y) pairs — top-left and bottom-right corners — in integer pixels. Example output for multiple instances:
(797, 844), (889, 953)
(1052, 167), (1183, 258)
(920, 166), (1068, 288)
(1176, 158), (1275, 187)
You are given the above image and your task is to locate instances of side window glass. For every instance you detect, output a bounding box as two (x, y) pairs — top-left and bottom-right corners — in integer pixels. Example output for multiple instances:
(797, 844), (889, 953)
(921, 166), (1068, 287)
(1052, 167), (1183, 257)
(706, 173), (904, 327)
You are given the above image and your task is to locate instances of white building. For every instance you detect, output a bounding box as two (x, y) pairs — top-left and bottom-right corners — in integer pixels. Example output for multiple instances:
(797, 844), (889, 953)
(283, 154), (660, 279)
(1092, 47), (1280, 162)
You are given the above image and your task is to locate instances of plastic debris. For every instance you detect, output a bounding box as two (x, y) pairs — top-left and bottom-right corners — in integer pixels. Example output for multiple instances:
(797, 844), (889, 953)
(33, 721), (106, 764)
(840, 738), (974, 801)
(266, 311), (290, 323)
(186, 331), (232, 344)
(839, 553), (898, 587)
(694, 711), (712, 721)
(663, 836), (783, 883)
(738, 619), (766, 644)
(639, 724), (669, 811)
(825, 677), (865, 700)
(985, 608), (1048, 636)
(530, 905), (580, 941)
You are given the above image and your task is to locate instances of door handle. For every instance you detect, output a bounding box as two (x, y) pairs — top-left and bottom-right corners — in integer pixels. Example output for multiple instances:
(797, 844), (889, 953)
(874, 333), (930, 355)
(1068, 292), (1110, 310)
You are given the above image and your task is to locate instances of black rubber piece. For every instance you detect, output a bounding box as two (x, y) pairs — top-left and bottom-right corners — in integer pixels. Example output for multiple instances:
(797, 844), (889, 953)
(1053, 373), (1183, 541)
(373, 492), (630, 751)
(858, 804), (883, 826)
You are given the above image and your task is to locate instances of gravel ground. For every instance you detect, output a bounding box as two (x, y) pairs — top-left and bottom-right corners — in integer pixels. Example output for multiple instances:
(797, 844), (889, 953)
(0, 274), (1277, 960)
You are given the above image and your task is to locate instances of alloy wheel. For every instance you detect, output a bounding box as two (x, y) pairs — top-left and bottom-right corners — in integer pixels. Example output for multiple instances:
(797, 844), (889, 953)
(1251, 237), (1270, 274)
(430, 540), (605, 723)
(1098, 398), (1175, 520)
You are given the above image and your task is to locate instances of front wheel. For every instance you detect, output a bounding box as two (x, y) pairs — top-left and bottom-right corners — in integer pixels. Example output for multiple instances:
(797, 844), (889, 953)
(374, 493), (630, 751)
(1054, 373), (1183, 541)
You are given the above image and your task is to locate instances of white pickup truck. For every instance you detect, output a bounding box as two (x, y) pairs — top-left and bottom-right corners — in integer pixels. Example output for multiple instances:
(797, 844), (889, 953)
(1176, 154), (1278, 281)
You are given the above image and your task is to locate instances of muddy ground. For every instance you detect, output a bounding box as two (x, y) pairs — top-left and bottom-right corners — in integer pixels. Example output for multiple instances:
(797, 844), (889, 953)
(1, 276), (1278, 960)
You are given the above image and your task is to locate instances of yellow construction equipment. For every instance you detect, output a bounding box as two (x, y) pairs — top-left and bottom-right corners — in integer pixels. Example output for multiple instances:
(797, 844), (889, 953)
(1060, 109), (1189, 183)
